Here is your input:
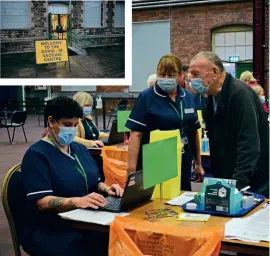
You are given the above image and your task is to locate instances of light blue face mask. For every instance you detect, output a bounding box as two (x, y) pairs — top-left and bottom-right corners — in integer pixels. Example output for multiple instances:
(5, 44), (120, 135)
(260, 96), (266, 104)
(53, 120), (77, 146)
(157, 77), (178, 93)
(83, 106), (92, 116)
(190, 78), (209, 94)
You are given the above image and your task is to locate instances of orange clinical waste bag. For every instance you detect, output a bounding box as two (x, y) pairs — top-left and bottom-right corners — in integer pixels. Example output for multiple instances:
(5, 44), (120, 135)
(109, 216), (223, 256)
(102, 146), (128, 188)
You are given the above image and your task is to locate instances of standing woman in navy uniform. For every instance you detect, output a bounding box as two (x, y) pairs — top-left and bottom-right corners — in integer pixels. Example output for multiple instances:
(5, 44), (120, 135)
(126, 54), (204, 190)
(21, 96), (123, 256)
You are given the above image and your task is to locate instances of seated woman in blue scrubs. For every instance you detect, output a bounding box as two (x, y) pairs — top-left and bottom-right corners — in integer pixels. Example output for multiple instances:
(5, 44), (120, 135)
(126, 54), (204, 190)
(21, 96), (123, 256)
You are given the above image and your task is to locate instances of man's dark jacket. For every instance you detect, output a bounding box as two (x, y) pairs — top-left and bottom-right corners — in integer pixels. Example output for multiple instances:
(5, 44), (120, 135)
(203, 73), (269, 197)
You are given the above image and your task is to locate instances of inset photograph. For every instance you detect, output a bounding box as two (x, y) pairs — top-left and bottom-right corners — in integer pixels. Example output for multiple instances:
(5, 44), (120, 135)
(1, 0), (125, 79)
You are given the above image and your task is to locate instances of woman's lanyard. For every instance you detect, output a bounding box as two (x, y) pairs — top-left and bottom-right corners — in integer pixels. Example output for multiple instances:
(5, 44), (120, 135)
(74, 154), (89, 194)
(169, 101), (184, 134)
(47, 135), (89, 193)
(85, 118), (96, 140)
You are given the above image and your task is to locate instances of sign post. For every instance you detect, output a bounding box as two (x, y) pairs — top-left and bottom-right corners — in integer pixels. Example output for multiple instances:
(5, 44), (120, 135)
(35, 39), (70, 77)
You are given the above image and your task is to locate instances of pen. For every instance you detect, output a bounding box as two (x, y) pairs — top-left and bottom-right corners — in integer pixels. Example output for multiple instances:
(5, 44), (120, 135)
(240, 186), (250, 193)
(262, 202), (269, 208)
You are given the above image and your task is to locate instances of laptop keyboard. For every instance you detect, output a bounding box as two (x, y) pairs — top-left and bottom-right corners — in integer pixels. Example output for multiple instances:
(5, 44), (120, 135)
(102, 198), (121, 210)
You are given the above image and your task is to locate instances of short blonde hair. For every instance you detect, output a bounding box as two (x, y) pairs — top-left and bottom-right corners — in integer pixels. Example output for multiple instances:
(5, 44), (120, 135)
(73, 91), (93, 107)
(240, 71), (256, 83)
(251, 85), (264, 96)
(147, 74), (157, 88)
(157, 54), (182, 76)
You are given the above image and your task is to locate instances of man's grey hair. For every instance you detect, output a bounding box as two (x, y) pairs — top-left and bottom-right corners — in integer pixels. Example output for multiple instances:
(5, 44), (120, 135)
(192, 51), (225, 72)
(147, 74), (157, 88)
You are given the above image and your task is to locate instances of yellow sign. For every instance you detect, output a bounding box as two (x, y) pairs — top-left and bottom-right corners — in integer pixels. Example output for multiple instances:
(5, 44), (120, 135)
(35, 40), (68, 64)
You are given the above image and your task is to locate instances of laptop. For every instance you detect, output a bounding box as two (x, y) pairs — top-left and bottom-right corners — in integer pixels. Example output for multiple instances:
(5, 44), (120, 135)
(107, 120), (126, 145)
(99, 171), (154, 213)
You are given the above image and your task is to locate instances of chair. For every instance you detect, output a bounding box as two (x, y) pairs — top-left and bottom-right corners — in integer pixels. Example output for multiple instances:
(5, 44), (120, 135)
(106, 100), (128, 129)
(1, 164), (26, 256)
(0, 111), (27, 144)
(7, 100), (20, 111)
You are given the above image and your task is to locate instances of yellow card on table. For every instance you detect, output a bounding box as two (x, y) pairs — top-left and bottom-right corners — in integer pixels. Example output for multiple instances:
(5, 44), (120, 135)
(150, 130), (183, 199)
(178, 213), (210, 222)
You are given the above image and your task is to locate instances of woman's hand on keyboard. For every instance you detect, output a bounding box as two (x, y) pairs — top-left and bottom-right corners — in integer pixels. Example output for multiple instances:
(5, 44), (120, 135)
(106, 184), (124, 197)
(75, 193), (107, 209)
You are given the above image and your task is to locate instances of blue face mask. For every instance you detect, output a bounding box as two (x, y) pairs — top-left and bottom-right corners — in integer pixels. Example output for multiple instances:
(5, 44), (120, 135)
(157, 77), (178, 93)
(53, 120), (76, 146)
(190, 78), (209, 94)
(260, 96), (265, 104)
(83, 106), (92, 116)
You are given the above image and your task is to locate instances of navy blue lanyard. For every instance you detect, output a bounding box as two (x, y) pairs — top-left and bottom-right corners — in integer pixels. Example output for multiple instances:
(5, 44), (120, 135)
(84, 119), (96, 140)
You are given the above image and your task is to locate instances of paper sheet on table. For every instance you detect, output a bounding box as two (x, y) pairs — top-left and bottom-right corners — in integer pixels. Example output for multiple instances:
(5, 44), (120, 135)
(225, 207), (270, 243)
(59, 209), (129, 226)
(166, 192), (197, 206)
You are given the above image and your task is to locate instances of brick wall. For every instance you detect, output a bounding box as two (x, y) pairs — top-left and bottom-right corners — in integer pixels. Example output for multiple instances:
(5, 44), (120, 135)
(52, 86), (135, 112)
(133, 1), (253, 65)
(1, 0), (47, 53)
(72, 0), (124, 36)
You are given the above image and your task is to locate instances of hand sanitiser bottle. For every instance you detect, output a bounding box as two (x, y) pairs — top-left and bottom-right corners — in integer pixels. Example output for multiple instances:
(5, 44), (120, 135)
(202, 131), (209, 153)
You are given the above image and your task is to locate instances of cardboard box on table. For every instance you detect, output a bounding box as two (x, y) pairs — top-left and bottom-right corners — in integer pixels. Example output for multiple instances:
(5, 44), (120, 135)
(198, 178), (243, 214)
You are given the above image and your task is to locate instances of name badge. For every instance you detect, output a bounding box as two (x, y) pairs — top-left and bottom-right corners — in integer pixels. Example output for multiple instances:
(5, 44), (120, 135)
(184, 108), (194, 114)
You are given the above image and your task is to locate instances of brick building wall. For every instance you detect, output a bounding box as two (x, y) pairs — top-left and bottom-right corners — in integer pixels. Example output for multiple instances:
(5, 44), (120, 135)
(1, 0), (124, 54)
(52, 86), (135, 113)
(71, 0), (124, 47)
(133, 1), (253, 65)
(1, 0), (48, 54)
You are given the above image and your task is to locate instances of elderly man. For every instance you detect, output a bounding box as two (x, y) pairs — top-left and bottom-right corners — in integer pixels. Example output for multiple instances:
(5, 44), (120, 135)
(189, 51), (269, 196)
(147, 74), (157, 88)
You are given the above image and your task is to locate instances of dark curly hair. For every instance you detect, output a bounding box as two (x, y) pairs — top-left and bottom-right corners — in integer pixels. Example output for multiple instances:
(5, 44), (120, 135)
(44, 96), (83, 122)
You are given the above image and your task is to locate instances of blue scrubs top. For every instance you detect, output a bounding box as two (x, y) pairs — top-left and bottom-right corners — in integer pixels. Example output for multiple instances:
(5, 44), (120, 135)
(22, 140), (100, 235)
(126, 85), (201, 173)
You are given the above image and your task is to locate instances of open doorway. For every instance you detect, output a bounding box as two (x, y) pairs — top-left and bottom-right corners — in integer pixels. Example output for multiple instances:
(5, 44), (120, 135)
(48, 3), (71, 41)
(51, 14), (68, 39)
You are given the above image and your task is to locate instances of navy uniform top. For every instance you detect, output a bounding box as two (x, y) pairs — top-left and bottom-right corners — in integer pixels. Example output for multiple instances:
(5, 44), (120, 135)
(125, 85), (201, 170)
(82, 118), (99, 140)
(193, 94), (207, 111)
(22, 140), (100, 235)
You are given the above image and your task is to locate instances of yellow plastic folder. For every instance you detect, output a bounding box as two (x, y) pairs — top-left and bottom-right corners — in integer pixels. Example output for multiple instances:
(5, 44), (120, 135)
(197, 110), (203, 149)
(150, 130), (184, 199)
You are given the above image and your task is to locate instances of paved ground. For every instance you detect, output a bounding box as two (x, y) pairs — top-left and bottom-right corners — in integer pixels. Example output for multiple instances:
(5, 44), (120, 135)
(0, 114), (108, 256)
(1, 45), (125, 78)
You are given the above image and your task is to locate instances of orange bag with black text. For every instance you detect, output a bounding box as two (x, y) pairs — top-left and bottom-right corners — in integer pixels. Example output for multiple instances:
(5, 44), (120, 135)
(102, 146), (128, 188)
(109, 216), (223, 256)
